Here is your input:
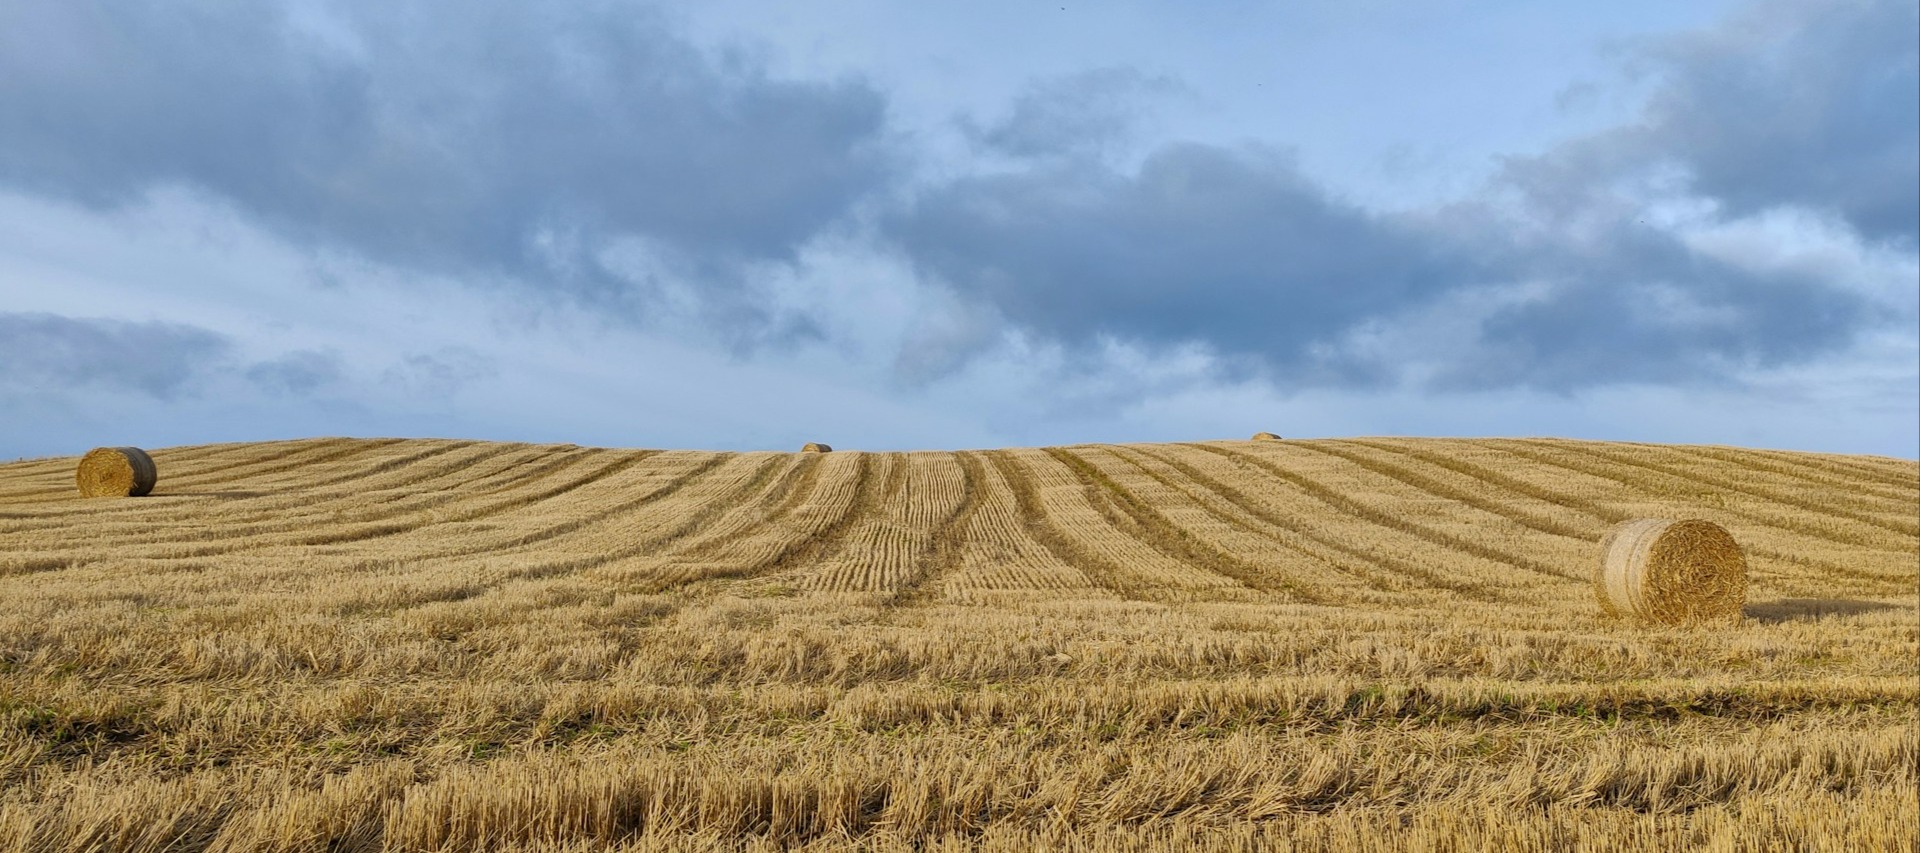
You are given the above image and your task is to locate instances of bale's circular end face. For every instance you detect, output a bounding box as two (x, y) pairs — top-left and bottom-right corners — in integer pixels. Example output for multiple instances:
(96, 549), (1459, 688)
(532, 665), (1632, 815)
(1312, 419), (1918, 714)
(76, 447), (158, 498)
(1596, 518), (1746, 625)
(1251, 432), (1281, 441)
(800, 442), (833, 453)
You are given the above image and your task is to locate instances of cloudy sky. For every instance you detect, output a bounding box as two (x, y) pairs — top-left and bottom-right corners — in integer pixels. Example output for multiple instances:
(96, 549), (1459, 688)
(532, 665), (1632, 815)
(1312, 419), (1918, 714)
(2, 0), (1915, 460)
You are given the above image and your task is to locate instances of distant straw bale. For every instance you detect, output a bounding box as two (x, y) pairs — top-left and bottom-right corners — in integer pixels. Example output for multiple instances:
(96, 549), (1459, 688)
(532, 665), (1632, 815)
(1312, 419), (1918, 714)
(801, 443), (833, 453)
(76, 447), (158, 498)
(1595, 518), (1746, 624)
(1251, 432), (1282, 441)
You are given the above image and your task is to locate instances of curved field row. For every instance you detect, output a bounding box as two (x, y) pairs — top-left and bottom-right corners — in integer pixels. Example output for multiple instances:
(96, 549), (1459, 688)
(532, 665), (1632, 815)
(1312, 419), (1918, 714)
(5, 441), (521, 558)
(1672, 444), (1919, 506)
(0, 429), (1912, 853)
(792, 452), (970, 595)
(1347, 439), (1914, 594)
(632, 450), (878, 591)
(1186, 443), (1583, 585)
(1520, 440), (1917, 539)
(0, 441), (568, 542)
(1742, 444), (1920, 488)
(940, 451), (1111, 600)
(988, 449), (1236, 599)
(1121, 446), (1456, 599)
(1474, 441), (1914, 591)
(0, 438), (391, 511)
(0, 437), (1912, 608)
(0, 438), (288, 501)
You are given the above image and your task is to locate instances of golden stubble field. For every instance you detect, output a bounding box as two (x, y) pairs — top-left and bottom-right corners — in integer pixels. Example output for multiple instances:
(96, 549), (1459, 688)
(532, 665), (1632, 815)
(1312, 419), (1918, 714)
(0, 436), (1914, 852)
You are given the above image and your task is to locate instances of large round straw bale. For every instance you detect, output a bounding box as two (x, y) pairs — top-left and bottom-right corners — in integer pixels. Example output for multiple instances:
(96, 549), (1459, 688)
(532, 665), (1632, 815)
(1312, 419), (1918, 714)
(800, 442), (833, 453)
(1595, 518), (1746, 624)
(76, 446), (158, 498)
(1251, 432), (1282, 441)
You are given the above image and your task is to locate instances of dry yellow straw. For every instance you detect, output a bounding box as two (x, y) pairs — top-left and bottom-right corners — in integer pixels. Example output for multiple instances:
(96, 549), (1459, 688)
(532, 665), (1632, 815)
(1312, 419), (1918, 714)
(801, 443), (833, 453)
(1596, 518), (1747, 624)
(1250, 432), (1281, 441)
(76, 446), (158, 498)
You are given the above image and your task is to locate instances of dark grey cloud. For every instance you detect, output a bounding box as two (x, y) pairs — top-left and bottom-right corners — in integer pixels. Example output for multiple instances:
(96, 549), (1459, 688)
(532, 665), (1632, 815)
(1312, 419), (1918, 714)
(1645, 0), (1917, 246)
(1510, 0), (1917, 246)
(888, 144), (1479, 385)
(1441, 222), (1870, 389)
(245, 349), (345, 396)
(962, 68), (1181, 160)
(0, 1), (893, 311)
(888, 142), (1874, 391)
(0, 312), (231, 398)
(889, 0), (1904, 392)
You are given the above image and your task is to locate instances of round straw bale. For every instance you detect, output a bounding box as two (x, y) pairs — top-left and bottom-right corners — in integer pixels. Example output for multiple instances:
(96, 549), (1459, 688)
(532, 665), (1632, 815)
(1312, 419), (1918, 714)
(800, 442), (833, 453)
(1595, 518), (1746, 624)
(1251, 432), (1281, 441)
(76, 446), (158, 498)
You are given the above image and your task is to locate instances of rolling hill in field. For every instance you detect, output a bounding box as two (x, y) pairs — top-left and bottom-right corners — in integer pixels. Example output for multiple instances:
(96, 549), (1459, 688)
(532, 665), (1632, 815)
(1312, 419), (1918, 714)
(0, 437), (1914, 852)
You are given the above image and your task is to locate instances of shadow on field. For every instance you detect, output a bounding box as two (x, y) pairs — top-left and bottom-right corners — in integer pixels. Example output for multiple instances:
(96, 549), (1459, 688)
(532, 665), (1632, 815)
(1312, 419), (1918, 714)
(1745, 598), (1908, 623)
(156, 490), (275, 498)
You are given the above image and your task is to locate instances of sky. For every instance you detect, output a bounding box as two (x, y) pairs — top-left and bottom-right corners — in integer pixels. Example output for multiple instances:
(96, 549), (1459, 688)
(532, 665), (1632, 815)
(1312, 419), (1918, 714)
(1, 0), (1915, 460)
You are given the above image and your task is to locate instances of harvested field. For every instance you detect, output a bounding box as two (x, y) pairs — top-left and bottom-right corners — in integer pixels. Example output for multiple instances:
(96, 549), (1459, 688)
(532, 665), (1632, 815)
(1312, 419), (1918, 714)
(0, 436), (1914, 851)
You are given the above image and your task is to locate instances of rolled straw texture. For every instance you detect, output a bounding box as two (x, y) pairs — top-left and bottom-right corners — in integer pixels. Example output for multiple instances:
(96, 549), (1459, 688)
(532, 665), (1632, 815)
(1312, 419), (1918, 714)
(1251, 432), (1282, 441)
(1595, 518), (1746, 624)
(801, 443), (833, 453)
(76, 446), (158, 498)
